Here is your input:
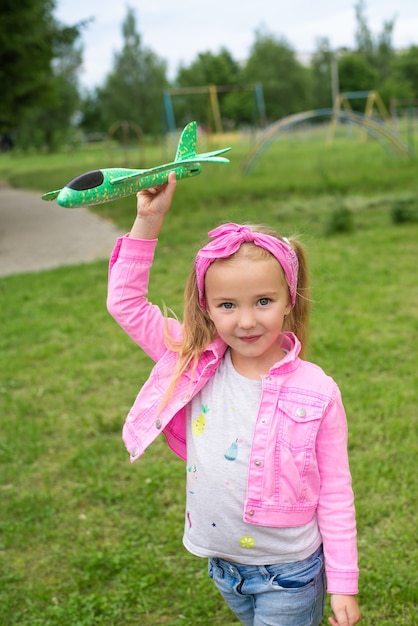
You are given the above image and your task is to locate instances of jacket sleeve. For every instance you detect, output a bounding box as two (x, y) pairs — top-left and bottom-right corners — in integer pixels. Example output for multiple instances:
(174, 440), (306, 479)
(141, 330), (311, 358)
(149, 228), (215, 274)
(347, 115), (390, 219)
(315, 385), (359, 595)
(107, 235), (181, 362)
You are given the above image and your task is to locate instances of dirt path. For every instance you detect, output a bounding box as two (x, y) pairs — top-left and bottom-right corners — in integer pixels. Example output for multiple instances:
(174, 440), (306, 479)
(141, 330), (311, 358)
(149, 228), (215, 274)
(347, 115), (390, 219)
(0, 184), (124, 277)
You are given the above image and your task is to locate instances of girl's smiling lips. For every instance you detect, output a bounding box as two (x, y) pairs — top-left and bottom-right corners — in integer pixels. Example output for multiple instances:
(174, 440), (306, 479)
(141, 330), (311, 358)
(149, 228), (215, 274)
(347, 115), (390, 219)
(237, 335), (262, 343)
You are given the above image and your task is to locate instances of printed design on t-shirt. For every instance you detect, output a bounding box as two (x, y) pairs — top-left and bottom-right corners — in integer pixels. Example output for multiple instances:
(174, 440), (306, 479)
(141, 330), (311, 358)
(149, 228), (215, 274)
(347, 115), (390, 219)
(186, 511), (192, 530)
(224, 438), (243, 461)
(187, 462), (198, 494)
(192, 404), (209, 436)
(239, 535), (256, 549)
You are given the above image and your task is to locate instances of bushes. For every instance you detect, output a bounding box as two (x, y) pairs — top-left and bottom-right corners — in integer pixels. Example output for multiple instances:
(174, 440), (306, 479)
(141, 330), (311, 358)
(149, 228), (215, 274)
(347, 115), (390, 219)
(326, 205), (355, 234)
(390, 200), (418, 224)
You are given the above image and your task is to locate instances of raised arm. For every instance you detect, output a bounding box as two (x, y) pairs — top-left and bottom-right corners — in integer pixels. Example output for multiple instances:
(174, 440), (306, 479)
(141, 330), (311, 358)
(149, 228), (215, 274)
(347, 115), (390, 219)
(107, 172), (179, 361)
(130, 171), (177, 240)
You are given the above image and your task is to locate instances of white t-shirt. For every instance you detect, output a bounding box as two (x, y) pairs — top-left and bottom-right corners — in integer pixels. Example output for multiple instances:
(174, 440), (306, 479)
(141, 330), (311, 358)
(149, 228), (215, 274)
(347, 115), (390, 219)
(183, 349), (321, 565)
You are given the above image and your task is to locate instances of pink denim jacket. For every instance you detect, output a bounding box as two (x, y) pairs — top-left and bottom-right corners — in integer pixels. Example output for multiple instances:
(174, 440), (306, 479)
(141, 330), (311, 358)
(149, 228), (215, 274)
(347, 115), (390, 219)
(107, 235), (359, 595)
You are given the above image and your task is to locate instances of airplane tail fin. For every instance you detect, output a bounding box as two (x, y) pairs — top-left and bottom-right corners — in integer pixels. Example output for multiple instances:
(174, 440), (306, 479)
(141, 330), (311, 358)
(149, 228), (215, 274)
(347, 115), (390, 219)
(175, 121), (198, 161)
(174, 121), (231, 163)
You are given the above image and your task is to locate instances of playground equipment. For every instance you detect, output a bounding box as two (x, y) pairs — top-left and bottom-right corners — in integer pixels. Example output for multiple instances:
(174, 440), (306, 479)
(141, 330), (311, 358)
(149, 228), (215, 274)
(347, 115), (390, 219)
(332, 90), (390, 122)
(328, 90), (390, 143)
(243, 108), (412, 174)
(163, 84), (266, 135)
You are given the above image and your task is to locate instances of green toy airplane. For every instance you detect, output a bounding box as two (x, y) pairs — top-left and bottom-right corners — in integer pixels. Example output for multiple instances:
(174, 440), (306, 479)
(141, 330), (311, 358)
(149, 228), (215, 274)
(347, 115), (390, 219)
(41, 121), (231, 208)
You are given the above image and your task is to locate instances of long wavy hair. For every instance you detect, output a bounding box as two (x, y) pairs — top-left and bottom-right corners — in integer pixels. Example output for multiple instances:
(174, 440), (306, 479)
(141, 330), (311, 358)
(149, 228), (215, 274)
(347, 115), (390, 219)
(161, 224), (311, 405)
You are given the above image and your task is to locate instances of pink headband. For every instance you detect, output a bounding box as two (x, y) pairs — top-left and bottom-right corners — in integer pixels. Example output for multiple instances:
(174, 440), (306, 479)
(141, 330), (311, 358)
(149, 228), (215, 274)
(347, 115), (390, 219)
(195, 223), (299, 309)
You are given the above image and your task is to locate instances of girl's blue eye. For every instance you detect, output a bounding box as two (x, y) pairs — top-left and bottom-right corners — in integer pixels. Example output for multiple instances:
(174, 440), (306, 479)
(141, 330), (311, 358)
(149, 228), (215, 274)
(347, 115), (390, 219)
(221, 302), (234, 310)
(259, 298), (270, 306)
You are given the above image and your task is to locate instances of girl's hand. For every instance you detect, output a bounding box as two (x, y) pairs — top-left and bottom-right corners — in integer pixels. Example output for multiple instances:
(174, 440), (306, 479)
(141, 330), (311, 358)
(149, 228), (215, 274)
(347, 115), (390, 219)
(329, 595), (361, 626)
(130, 171), (177, 239)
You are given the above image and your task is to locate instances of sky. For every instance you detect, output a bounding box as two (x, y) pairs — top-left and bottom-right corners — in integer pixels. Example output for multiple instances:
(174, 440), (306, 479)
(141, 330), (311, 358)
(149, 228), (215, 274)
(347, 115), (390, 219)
(54, 0), (418, 89)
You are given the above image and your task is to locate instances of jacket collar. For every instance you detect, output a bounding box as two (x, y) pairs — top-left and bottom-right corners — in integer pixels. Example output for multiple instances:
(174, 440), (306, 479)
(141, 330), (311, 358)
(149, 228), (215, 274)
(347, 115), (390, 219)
(269, 332), (301, 374)
(203, 335), (228, 361)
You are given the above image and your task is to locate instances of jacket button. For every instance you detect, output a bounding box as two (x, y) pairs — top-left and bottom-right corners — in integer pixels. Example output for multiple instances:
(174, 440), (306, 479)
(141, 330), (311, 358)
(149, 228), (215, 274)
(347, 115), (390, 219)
(296, 408), (307, 417)
(131, 447), (139, 458)
(254, 460), (263, 467)
(155, 419), (162, 429)
(248, 510), (255, 516)
(181, 395), (190, 403)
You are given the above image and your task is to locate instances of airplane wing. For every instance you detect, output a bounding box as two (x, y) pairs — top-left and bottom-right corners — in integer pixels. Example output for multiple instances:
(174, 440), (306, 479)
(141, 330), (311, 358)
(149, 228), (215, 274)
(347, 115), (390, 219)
(193, 147), (232, 159)
(41, 190), (62, 201)
(111, 163), (183, 184)
(111, 156), (230, 185)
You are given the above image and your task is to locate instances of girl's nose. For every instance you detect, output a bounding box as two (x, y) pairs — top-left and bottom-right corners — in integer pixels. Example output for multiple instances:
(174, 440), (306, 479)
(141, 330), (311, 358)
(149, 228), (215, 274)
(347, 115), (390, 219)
(237, 308), (256, 329)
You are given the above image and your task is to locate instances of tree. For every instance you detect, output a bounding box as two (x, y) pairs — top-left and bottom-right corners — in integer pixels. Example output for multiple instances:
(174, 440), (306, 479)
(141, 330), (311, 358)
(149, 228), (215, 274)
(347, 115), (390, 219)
(0, 0), (55, 132)
(95, 7), (167, 135)
(390, 46), (418, 100)
(174, 49), (248, 128)
(0, 0), (84, 147)
(310, 38), (335, 109)
(78, 90), (107, 137)
(354, 0), (396, 82)
(354, 0), (374, 63)
(243, 28), (311, 122)
(177, 48), (241, 88)
(375, 19), (397, 81)
(17, 23), (84, 151)
(337, 53), (378, 95)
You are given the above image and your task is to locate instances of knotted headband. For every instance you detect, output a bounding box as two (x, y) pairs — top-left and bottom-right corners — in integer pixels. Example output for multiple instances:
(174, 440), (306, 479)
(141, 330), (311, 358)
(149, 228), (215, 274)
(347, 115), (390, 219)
(195, 223), (299, 309)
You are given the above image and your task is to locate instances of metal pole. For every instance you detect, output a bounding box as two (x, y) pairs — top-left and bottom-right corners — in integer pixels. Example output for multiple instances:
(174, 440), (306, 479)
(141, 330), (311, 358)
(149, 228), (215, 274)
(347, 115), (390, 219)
(331, 54), (340, 109)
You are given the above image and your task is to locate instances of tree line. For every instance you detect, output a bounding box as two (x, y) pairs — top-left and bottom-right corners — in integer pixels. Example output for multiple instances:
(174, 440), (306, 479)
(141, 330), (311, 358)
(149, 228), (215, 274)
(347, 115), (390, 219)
(1, 0), (418, 151)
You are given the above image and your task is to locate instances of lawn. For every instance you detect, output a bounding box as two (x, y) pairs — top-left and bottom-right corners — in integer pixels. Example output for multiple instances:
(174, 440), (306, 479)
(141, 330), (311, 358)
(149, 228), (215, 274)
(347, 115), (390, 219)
(1, 127), (417, 624)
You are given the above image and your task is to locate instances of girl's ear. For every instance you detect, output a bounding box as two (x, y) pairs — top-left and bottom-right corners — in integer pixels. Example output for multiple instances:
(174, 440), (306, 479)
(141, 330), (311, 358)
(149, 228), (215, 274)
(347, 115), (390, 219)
(284, 301), (292, 317)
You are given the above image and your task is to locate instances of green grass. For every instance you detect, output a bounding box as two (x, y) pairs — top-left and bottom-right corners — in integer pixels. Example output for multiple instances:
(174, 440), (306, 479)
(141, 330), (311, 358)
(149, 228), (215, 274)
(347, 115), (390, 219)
(1, 129), (418, 624)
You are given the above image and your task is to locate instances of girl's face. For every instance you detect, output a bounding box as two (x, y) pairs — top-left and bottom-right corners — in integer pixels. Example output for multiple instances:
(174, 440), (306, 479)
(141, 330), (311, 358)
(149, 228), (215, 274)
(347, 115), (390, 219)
(204, 255), (292, 378)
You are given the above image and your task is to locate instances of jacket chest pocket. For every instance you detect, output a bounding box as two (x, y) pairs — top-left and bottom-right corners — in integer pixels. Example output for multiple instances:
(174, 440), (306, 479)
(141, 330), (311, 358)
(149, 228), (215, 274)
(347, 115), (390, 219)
(278, 398), (325, 450)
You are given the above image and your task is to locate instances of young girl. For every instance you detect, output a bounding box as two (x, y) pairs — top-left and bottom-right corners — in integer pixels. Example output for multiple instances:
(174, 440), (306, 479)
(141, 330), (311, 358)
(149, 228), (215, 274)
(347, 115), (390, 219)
(107, 172), (361, 626)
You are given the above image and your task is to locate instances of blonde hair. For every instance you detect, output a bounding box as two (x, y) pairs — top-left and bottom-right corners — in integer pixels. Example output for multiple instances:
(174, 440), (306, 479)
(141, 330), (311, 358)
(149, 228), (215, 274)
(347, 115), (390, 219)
(161, 224), (310, 407)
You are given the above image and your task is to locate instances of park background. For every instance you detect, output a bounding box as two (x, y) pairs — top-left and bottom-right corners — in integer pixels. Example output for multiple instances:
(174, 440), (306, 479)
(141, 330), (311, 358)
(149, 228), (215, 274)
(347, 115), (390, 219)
(1, 1), (418, 624)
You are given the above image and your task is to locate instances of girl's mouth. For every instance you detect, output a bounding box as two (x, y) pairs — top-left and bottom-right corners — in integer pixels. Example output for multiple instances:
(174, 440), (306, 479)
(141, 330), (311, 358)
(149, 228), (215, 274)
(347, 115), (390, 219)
(238, 335), (261, 343)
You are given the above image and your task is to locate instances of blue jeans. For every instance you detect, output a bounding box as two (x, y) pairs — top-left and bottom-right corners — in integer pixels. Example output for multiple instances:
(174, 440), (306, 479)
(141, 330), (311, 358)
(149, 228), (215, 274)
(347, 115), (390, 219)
(208, 545), (325, 626)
